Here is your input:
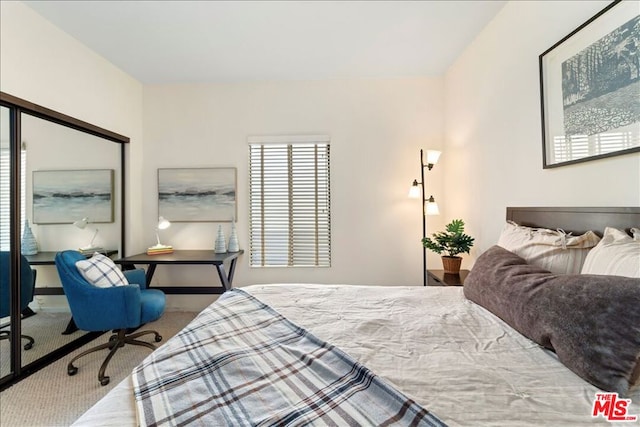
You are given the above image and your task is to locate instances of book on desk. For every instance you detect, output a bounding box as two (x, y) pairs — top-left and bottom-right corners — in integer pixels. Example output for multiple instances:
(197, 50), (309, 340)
(146, 245), (174, 255)
(78, 247), (106, 256)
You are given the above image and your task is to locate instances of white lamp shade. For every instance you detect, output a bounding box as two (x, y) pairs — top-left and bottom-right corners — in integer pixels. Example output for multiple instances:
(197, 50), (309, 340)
(426, 200), (440, 216)
(426, 150), (441, 165)
(73, 217), (89, 229)
(408, 184), (421, 199)
(158, 216), (171, 230)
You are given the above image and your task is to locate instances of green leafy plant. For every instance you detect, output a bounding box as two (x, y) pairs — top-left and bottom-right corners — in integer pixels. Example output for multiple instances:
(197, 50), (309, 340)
(422, 219), (474, 258)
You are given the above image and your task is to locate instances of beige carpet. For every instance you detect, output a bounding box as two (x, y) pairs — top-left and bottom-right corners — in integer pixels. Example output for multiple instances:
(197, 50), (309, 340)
(1, 312), (86, 379)
(0, 311), (198, 427)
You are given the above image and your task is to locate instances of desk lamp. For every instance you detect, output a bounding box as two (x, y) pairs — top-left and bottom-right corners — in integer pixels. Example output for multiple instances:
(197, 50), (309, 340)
(147, 216), (173, 254)
(73, 217), (101, 253)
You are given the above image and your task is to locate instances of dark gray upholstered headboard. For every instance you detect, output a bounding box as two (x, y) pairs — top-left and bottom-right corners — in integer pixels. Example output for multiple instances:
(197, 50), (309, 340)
(506, 207), (640, 236)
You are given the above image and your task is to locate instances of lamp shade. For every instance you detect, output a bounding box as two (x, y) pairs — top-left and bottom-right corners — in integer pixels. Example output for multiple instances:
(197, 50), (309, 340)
(408, 180), (421, 199)
(425, 196), (440, 216)
(426, 150), (441, 165)
(157, 216), (171, 230)
(73, 217), (89, 229)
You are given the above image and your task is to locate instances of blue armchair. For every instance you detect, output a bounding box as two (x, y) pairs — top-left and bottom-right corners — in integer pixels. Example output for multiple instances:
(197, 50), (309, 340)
(54, 250), (166, 386)
(0, 252), (36, 350)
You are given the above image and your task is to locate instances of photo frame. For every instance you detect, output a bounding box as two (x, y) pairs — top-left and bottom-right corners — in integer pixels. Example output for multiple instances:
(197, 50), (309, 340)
(540, 0), (639, 168)
(33, 169), (114, 224)
(158, 167), (237, 222)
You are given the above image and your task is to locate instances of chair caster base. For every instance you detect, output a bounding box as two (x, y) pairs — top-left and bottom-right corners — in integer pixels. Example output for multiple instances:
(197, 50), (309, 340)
(66, 328), (161, 386)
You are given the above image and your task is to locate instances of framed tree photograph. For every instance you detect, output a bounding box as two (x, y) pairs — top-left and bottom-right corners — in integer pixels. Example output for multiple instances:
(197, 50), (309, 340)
(33, 169), (114, 224)
(540, 0), (639, 168)
(158, 167), (237, 222)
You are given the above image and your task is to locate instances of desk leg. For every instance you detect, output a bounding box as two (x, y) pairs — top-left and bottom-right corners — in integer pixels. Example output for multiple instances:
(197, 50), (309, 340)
(22, 307), (36, 319)
(145, 264), (157, 287)
(62, 318), (78, 335)
(228, 258), (238, 286)
(121, 262), (157, 287)
(215, 264), (230, 291)
(215, 258), (238, 291)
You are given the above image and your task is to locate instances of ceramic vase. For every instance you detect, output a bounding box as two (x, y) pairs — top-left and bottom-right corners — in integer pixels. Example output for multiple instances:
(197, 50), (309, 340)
(228, 221), (240, 252)
(21, 220), (38, 255)
(214, 225), (227, 253)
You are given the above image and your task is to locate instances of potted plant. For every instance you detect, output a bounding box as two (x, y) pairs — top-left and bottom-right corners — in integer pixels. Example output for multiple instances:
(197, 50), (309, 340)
(422, 219), (474, 274)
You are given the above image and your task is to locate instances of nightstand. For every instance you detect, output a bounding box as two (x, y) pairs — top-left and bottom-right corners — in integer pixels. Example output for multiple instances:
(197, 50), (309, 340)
(426, 269), (470, 286)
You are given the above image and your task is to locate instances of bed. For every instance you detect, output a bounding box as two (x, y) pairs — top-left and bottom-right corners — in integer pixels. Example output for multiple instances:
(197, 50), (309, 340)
(74, 207), (640, 426)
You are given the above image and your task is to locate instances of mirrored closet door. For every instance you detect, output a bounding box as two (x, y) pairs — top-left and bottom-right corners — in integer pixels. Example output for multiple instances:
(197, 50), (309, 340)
(0, 104), (16, 380)
(0, 92), (128, 387)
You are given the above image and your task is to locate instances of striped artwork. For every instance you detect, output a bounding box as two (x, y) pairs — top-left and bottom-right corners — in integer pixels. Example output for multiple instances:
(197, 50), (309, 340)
(132, 289), (445, 426)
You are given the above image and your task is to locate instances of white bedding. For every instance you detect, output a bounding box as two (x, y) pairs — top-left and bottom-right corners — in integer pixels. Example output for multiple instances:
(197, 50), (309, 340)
(74, 284), (640, 426)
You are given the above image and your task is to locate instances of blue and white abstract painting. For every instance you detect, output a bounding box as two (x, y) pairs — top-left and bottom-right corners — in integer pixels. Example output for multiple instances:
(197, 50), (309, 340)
(33, 169), (114, 224)
(158, 168), (236, 222)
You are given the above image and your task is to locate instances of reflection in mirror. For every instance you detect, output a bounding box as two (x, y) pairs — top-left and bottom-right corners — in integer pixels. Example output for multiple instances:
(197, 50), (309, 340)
(0, 105), (14, 379)
(17, 113), (121, 370)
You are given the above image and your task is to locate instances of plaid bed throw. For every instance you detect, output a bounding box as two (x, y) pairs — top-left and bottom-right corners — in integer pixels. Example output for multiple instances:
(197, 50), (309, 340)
(132, 289), (446, 427)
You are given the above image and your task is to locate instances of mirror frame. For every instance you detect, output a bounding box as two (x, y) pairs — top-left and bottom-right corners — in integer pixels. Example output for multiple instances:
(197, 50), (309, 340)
(0, 91), (129, 388)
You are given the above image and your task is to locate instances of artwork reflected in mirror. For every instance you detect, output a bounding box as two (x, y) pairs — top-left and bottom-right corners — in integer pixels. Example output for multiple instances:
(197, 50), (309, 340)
(14, 114), (121, 371)
(32, 169), (114, 224)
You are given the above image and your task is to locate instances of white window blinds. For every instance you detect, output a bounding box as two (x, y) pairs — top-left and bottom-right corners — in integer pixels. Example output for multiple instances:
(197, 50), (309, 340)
(0, 144), (26, 250)
(249, 136), (331, 267)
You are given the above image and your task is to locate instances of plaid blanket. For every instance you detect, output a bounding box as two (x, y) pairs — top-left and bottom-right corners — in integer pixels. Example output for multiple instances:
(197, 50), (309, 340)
(132, 289), (446, 427)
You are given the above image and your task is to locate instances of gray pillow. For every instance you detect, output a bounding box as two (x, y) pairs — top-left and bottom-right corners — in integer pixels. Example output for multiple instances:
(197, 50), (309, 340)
(464, 245), (640, 396)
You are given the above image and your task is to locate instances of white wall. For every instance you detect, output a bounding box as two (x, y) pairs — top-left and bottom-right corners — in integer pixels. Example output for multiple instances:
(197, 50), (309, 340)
(444, 0), (640, 266)
(142, 79), (444, 308)
(7, 1), (635, 311)
(0, 1), (144, 309)
(1, 1), (444, 312)
(0, 2), (143, 141)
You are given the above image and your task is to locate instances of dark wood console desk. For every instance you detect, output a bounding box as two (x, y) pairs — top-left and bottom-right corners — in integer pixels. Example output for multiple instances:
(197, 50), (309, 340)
(114, 250), (243, 294)
(25, 250), (118, 295)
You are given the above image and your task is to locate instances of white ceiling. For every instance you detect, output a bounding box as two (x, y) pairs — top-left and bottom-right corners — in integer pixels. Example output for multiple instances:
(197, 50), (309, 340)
(23, 0), (506, 84)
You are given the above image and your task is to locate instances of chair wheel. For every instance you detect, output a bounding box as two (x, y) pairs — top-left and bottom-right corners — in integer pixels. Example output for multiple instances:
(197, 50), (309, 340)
(68, 366), (78, 376)
(100, 377), (110, 386)
(24, 342), (33, 350)
(155, 334), (163, 342)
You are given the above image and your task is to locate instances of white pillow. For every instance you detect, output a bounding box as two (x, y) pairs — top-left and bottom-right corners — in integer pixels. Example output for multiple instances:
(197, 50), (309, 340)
(581, 227), (640, 278)
(497, 221), (600, 275)
(75, 253), (129, 288)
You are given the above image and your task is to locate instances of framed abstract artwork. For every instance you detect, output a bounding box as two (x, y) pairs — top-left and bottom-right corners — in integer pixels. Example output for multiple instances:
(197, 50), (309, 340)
(540, 0), (639, 168)
(158, 167), (237, 222)
(32, 169), (114, 224)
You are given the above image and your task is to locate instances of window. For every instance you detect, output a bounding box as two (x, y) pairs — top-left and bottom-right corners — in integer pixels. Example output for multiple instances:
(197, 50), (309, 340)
(0, 142), (26, 250)
(249, 136), (331, 267)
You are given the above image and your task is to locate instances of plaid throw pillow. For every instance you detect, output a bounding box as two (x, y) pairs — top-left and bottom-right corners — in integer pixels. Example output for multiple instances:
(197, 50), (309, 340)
(75, 253), (129, 288)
